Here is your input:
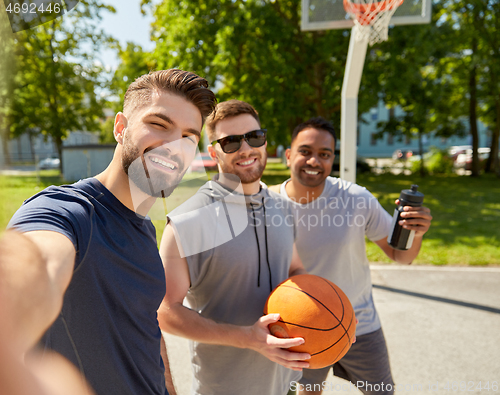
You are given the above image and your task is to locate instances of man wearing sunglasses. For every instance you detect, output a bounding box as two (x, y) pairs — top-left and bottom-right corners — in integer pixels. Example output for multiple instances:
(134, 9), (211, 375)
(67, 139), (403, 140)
(158, 100), (310, 395)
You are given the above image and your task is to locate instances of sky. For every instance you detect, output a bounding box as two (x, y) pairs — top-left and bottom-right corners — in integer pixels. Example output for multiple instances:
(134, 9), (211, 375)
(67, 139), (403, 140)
(97, 0), (156, 69)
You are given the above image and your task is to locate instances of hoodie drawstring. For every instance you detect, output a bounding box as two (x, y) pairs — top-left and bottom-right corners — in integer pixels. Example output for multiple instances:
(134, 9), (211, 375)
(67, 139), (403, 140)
(262, 201), (272, 292)
(250, 198), (272, 292)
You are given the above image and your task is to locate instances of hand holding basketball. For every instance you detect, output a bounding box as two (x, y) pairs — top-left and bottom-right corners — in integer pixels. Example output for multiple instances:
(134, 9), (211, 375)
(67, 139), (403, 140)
(243, 313), (311, 371)
(264, 274), (356, 369)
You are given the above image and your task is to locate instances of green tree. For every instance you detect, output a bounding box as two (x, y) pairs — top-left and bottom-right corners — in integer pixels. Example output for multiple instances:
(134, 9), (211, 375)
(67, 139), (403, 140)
(426, 0), (500, 177)
(368, 1), (466, 176)
(143, 0), (382, 147)
(465, 0), (500, 176)
(110, 42), (155, 109)
(99, 42), (153, 144)
(6, 0), (115, 171)
(0, 11), (16, 165)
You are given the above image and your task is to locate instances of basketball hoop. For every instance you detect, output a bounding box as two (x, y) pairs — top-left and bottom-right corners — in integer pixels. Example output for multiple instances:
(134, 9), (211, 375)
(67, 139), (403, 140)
(344, 0), (404, 45)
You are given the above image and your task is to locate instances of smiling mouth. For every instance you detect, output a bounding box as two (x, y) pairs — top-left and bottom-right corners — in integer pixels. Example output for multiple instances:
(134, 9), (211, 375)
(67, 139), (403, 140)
(149, 156), (178, 171)
(303, 169), (320, 175)
(237, 158), (257, 167)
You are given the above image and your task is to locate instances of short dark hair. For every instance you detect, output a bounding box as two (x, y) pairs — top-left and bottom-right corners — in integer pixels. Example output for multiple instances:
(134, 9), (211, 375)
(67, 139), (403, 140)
(205, 99), (260, 142)
(291, 117), (337, 148)
(123, 69), (217, 124)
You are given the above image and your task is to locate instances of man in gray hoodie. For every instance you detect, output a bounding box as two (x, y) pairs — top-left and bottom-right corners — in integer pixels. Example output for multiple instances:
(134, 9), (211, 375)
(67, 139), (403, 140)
(158, 100), (311, 395)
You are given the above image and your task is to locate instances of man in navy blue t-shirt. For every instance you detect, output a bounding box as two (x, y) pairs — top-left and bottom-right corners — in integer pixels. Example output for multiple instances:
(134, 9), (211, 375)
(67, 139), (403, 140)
(4, 69), (216, 395)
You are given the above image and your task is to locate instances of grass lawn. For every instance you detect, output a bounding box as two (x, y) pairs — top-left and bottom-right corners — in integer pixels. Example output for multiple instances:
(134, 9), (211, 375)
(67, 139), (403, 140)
(359, 172), (500, 265)
(0, 170), (63, 230)
(1, 165), (499, 266)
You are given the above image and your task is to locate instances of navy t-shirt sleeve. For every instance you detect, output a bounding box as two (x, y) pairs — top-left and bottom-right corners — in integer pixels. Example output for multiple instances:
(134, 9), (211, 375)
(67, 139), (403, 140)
(7, 187), (94, 267)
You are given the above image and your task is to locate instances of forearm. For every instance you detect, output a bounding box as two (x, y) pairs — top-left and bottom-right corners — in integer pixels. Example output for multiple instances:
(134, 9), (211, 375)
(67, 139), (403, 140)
(0, 231), (72, 351)
(158, 303), (250, 349)
(290, 267), (308, 276)
(158, 303), (311, 371)
(388, 202), (432, 264)
(392, 235), (423, 264)
(160, 336), (177, 395)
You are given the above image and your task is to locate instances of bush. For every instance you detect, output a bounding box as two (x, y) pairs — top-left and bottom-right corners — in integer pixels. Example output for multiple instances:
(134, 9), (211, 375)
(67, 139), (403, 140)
(411, 147), (454, 175)
(427, 147), (455, 174)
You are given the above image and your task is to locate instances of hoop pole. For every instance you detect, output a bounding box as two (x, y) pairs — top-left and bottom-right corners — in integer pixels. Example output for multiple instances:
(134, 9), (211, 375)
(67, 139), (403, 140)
(340, 27), (368, 183)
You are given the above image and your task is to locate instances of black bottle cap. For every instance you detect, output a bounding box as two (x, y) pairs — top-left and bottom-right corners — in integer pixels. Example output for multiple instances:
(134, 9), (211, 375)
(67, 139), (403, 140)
(399, 184), (424, 206)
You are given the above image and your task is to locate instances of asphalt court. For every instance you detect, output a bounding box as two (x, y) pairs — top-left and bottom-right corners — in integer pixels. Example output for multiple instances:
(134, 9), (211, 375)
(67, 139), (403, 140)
(164, 265), (500, 394)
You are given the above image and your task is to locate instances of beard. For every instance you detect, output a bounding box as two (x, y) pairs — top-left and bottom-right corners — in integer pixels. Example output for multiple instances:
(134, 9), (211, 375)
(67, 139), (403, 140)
(217, 151), (267, 184)
(121, 138), (187, 198)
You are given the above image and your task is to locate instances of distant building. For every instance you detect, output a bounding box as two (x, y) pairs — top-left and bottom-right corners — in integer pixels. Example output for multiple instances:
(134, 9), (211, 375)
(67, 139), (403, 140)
(62, 144), (116, 181)
(356, 101), (492, 158)
(0, 131), (100, 167)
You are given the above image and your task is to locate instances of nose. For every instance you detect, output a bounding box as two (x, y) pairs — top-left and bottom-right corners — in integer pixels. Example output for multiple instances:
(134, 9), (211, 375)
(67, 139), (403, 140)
(306, 154), (320, 167)
(159, 128), (184, 148)
(155, 134), (198, 164)
(237, 138), (254, 156)
(159, 137), (183, 155)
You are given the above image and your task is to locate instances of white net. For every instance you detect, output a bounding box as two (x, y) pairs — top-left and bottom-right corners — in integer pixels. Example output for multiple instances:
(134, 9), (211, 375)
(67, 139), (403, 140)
(343, 0), (404, 45)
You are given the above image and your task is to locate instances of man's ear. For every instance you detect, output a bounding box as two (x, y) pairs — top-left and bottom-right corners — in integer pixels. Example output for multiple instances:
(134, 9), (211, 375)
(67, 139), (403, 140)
(285, 148), (291, 167)
(208, 145), (218, 162)
(114, 113), (128, 144)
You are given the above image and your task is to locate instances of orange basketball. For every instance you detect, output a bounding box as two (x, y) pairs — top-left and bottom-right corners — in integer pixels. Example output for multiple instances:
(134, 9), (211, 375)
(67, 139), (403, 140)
(264, 274), (356, 369)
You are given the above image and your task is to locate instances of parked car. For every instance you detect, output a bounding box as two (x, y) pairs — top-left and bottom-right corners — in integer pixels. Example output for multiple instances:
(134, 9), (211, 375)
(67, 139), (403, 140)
(38, 157), (60, 170)
(448, 145), (471, 161)
(190, 153), (218, 172)
(392, 149), (413, 160)
(455, 148), (490, 170)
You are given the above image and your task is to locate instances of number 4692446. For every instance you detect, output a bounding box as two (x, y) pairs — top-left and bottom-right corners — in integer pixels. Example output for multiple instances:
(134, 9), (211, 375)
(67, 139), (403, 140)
(5, 2), (61, 14)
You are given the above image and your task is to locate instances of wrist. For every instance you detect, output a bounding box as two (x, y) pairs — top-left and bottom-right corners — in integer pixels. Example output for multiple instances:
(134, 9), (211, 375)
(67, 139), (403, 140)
(223, 324), (252, 350)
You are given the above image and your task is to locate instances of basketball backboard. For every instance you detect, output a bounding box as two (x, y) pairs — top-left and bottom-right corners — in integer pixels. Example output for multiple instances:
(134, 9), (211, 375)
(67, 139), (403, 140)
(301, 0), (432, 31)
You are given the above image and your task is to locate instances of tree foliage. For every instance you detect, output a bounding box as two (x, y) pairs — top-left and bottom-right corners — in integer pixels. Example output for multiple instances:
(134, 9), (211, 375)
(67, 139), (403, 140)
(370, 0), (500, 176)
(132, 0), (499, 178)
(110, 42), (155, 110)
(4, 0), (115, 169)
(143, 0), (383, 147)
(0, 11), (16, 165)
(366, 1), (465, 175)
(99, 41), (154, 144)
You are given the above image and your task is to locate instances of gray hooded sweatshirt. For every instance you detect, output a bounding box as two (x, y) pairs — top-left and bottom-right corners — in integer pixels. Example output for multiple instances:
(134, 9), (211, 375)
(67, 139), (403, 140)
(168, 177), (301, 395)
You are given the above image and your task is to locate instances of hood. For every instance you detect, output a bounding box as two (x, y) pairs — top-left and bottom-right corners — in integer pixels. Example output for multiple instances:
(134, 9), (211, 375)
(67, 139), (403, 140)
(198, 174), (267, 209)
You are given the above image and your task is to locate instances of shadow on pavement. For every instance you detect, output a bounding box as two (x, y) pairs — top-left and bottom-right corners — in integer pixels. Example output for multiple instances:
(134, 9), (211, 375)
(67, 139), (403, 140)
(373, 284), (500, 315)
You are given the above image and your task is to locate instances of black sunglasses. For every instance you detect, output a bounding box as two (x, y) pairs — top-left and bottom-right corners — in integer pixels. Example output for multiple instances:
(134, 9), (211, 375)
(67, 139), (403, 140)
(212, 129), (267, 154)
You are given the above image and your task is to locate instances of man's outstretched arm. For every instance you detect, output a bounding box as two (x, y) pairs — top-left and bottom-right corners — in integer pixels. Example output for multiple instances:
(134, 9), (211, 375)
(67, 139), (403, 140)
(0, 230), (75, 352)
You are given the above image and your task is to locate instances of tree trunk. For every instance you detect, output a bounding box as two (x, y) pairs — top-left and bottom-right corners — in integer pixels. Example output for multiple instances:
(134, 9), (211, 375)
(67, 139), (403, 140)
(312, 61), (326, 118)
(485, 69), (500, 174)
(486, 126), (499, 174)
(28, 132), (35, 162)
(1, 127), (10, 165)
(468, 38), (480, 177)
(55, 135), (63, 174)
(418, 129), (425, 177)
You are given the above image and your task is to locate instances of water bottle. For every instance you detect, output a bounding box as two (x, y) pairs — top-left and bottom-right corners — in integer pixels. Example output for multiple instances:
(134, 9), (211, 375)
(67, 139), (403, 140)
(388, 185), (424, 250)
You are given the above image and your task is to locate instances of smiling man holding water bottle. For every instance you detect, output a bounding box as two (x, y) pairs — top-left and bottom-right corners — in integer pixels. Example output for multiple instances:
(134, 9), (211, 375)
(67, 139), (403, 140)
(270, 117), (433, 395)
